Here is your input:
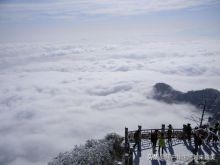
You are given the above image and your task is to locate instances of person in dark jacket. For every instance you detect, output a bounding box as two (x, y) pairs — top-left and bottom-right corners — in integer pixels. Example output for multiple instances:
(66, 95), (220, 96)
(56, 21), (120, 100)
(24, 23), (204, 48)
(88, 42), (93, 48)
(167, 124), (173, 145)
(194, 133), (199, 155)
(133, 130), (140, 150)
(183, 124), (187, 139)
(186, 123), (192, 143)
(197, 134), (203, 149)
(151, 130), (158, 153)
(194, 132), (202, 155)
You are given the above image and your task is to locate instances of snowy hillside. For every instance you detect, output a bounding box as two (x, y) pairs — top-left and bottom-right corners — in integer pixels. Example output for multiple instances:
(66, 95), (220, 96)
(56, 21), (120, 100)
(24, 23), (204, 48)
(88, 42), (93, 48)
(48, 133), (123, 165)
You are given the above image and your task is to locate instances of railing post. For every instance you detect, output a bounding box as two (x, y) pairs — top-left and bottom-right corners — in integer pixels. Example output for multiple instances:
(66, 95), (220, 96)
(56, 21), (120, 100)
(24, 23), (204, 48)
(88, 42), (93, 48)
(161, 124), (165, 134)
(125, 127), (128, 144)
(125, 127), (129, 153)
(124, 153), (129, 165)
(129, 147), (133, 165)
(138, 125), (142, 152)
(124, 127), (129, 165)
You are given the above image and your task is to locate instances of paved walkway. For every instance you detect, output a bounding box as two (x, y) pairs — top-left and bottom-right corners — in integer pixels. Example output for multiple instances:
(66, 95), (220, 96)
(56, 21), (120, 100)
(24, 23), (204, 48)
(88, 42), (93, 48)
(132, 139), (219, 165)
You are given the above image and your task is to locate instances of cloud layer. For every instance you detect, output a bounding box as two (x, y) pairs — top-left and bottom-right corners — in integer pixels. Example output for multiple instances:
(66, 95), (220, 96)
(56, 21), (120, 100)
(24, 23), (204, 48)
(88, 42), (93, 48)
(0, 39), (220, 165)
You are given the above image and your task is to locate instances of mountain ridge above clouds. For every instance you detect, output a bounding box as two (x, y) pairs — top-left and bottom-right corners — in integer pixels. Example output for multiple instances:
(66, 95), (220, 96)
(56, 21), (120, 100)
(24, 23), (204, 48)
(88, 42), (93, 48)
(152, 82), (220, 114)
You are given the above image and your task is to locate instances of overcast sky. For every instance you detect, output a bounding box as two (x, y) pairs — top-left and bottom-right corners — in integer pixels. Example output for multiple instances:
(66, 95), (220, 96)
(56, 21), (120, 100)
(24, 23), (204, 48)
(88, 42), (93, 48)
(0, 0), (220, 42)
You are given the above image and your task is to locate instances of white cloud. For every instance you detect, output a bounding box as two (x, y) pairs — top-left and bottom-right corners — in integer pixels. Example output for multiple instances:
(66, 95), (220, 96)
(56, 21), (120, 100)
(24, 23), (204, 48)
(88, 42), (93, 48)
(84, 0), (218, 15)
(87, 82), (133, 96)
(0, 39), (220, 164)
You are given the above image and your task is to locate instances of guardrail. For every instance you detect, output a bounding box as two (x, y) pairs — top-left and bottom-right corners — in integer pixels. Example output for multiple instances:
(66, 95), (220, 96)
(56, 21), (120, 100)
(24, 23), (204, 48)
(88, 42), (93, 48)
(122, 125), (219, 165)
(123, 125), (187, 165)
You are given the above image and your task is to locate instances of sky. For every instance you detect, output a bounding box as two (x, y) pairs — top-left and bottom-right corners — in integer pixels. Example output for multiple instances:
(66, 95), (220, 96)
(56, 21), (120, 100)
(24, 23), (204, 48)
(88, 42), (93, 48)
(0, 1), (220, 165)
(0, 0), (220, 42)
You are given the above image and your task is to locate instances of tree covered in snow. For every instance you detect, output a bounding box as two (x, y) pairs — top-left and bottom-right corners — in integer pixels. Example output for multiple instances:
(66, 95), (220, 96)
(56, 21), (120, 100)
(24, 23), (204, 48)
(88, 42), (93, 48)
(48, 133), (124, 165)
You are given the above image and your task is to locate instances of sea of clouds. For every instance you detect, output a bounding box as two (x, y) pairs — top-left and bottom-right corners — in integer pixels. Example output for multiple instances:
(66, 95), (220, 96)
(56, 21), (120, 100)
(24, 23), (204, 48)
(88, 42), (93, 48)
(0, 39), (220, 165)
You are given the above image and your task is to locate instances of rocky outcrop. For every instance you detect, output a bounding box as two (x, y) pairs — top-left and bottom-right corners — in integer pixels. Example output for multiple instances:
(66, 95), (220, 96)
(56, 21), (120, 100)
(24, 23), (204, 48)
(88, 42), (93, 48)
(153, 83), (220, 114)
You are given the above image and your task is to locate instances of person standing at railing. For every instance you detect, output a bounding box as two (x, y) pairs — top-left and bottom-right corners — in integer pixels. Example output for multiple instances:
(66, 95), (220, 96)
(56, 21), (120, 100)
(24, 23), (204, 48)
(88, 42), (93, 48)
(158, 133), (165, 156)
(186, 123), (192, 143)
(133, 130), (141, 150)
(193, 130), (202, 155)
(151, 129), (158, 153)
(167, 124), (173, 145)
(183, 124), (187, 139)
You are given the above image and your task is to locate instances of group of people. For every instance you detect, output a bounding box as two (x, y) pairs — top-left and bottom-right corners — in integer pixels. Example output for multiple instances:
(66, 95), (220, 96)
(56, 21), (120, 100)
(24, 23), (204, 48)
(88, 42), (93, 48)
(192, 122), (220, 154)
(132, 122), (220, 156)
(132, 124), (174, 155)
(183, 123), (192, 142)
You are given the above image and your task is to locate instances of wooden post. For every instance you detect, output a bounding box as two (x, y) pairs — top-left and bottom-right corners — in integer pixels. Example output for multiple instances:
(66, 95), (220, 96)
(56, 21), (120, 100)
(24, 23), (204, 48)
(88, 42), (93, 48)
(129, 147), (133, 165)
(124, 153), (129, 165)
(161, 124), (165, 134)
(138, 125), (142, 151)
(124, 127), (130, 165)
(125, 127), (128, 144)
(125, 127), (128, 151)
(151, 129), (152, 141)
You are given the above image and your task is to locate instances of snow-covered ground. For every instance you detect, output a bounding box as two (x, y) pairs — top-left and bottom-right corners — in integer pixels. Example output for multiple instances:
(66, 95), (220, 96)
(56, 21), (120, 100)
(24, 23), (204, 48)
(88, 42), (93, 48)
(0, 40), (220, 165)
(133, 139), (219, 165)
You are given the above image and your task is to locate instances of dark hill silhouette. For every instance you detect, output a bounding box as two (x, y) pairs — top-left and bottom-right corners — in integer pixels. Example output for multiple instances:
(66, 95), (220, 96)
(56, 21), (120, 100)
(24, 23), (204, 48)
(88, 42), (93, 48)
(153, 83), (220, 114)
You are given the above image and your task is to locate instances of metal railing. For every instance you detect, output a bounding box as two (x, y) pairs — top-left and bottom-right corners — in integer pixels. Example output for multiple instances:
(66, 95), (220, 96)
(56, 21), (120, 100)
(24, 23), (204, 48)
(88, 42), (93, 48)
(123, 125), (220, 165)
(123, 125), (187, 165)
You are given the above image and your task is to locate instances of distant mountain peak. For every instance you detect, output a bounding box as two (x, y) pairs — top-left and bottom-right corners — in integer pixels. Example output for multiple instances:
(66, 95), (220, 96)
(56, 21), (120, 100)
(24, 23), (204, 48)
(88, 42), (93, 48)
(152, 83), (220, 114)
(153, 83), (173, 94)
(153, 83), (182, 103)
